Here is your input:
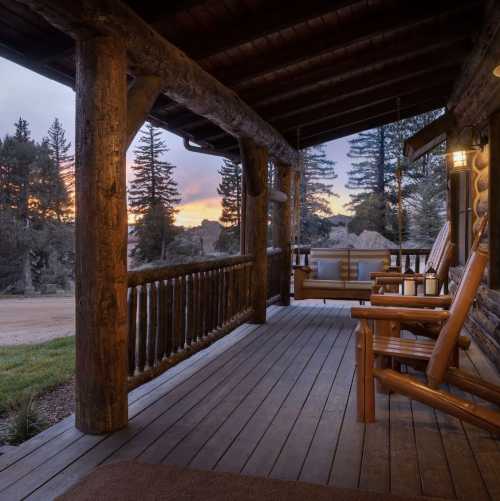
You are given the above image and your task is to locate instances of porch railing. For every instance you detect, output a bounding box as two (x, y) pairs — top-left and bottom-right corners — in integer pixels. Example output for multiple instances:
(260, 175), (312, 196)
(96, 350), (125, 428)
(294, 246), (431, 273)
(389, 248), (431, 273)
(127, 255), (254, 389)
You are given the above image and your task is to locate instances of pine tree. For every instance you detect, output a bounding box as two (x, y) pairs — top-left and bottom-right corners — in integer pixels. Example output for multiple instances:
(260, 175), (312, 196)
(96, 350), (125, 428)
(346, 126), (394, 237)
(299, 144), (337, 244)
(128, 122), (181, 263)
(215, 159), (242, 253)
(47, 118), (74, 220)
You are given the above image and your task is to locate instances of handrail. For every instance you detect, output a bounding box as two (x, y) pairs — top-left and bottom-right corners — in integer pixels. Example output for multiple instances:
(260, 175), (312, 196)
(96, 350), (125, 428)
(128, 254), (253, 287)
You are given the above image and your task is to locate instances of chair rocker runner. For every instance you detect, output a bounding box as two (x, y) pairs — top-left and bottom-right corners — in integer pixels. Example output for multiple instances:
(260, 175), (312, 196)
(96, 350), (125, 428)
(352, 245), (500, 435)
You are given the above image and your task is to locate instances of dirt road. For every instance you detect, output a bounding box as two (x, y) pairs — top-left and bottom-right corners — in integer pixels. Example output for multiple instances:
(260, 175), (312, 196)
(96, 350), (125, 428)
(0, 296), (74, 345)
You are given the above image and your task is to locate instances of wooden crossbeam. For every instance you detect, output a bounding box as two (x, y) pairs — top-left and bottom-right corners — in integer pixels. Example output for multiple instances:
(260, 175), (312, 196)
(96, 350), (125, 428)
(211, 0), (479, 87)
(16, 0), (298, 166)
(404, 112), (457, 162)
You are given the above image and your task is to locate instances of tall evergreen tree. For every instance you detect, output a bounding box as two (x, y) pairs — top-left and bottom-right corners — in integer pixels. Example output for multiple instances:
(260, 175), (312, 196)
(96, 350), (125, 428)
(346, 126), (395, 237)
(128, 122), (181, 263)
(299, 144), (337, 244)
(46, 118), (74, 220)
(215, 159), (242, 253)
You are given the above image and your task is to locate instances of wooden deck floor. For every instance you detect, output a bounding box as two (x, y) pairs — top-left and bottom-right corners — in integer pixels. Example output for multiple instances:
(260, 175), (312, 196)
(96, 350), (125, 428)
(2, 303), (500, 500)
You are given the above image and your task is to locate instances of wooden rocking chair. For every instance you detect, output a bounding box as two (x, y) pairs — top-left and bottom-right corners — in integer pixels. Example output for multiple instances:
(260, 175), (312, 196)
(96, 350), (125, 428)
(370, 221), (453, 292)
(352, 245), (500, 434)
(368, 214), (489, 352)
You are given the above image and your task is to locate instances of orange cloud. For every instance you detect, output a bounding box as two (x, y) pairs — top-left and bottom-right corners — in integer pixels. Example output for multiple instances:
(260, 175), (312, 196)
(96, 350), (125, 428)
(175, 197), (222, 227)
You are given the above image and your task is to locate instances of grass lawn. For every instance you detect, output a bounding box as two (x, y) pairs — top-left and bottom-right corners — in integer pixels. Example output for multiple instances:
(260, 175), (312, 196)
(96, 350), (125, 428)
(0, 336), (75, 415)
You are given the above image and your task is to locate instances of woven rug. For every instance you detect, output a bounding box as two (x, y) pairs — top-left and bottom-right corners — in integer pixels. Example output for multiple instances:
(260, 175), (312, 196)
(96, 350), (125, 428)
(58, 461), (438, 501)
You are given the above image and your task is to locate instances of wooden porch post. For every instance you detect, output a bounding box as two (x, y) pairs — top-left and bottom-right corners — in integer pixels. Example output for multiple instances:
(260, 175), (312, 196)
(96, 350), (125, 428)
(274, 162), (292, 305)
(489, 111), (500, 289)
(75, 35), (128, 433)
(240, 137), (268, 323)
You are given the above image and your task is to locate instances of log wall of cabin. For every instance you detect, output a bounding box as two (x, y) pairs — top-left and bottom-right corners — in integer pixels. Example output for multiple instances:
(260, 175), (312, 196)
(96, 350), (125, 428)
(450, 145), (500, 370)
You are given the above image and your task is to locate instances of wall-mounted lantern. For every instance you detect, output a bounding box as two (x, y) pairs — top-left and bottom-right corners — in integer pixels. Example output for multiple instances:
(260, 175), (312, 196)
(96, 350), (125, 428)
(451, 125), (488, 172)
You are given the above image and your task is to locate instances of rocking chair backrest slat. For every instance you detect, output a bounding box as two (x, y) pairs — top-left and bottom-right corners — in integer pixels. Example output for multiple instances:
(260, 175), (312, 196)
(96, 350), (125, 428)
(436, 241), (455, 284)
(426, 245), (488, 387)
(471, 213), (488, 252)
(427, 221), (450, 272)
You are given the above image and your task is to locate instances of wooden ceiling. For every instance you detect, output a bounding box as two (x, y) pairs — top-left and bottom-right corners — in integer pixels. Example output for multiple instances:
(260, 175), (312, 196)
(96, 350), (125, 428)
(0, 0), (487, 158)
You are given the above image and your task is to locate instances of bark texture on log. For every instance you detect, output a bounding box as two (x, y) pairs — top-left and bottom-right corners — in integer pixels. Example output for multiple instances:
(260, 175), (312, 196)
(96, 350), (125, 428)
(75, 35), (128, 434)
(16, 0), (298, 166)
(126, 75), (163, 147)
(241, 138), (268, 323)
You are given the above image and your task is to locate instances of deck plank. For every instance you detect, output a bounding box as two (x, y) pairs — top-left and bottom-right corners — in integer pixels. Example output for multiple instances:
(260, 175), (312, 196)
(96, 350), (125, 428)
(191, 306), (335, 472)
(1, 304), (500, 501)
(270, 316), (356, 481)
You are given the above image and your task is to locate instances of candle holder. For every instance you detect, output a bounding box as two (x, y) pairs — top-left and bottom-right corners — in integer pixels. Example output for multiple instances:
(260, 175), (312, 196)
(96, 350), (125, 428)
(424, 266), (440, 296)
(402, 267), (416, 296)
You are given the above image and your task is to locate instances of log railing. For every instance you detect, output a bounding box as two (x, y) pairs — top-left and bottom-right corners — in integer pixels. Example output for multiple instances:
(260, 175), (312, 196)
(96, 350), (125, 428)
(267, 248), (283, 304)
(127, 255), (254, 389)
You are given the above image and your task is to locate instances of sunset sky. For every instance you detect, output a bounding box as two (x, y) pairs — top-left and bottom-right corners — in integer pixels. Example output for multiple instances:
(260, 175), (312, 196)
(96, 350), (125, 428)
(0, 57), (353, 227)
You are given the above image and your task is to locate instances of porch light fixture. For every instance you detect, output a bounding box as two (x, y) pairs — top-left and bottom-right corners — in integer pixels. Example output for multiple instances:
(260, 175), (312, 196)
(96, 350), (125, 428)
(493, 65), (500, 78)
(451, 125), (488, 172)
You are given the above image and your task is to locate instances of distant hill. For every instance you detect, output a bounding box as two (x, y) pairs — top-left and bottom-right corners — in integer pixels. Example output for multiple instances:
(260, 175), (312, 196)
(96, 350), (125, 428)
(328, 214), (351, 227)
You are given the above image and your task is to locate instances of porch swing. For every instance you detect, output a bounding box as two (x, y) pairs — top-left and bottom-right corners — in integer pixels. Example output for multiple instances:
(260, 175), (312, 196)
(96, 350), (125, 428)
(293, 99), (410, 303)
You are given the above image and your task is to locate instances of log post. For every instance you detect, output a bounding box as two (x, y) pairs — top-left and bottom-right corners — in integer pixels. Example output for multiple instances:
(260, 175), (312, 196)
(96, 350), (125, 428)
(489, 111), (500, 289)
(75, 35), (128, 434)
(240, 137), (268, 323)
(273, 162), (292, 305)
(293, 168), (302, 246)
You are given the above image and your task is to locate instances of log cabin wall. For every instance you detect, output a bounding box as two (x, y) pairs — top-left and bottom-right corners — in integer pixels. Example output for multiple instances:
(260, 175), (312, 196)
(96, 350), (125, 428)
(450, 145), (500, 370)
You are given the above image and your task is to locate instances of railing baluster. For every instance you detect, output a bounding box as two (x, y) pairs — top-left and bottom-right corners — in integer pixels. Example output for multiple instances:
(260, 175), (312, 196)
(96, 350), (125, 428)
(157, 280), (166, 361)
(186, 274), (194, 346)
(165, 278), (173, 357)
(173, 276), (181, 353)
(147, 281), (158, 368)
(138, 284), (147, 373)
(127, 286), (137, 377)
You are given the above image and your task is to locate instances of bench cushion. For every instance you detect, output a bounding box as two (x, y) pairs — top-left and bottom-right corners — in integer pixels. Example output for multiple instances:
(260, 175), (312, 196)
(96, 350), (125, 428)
(316, 259), (341, 280)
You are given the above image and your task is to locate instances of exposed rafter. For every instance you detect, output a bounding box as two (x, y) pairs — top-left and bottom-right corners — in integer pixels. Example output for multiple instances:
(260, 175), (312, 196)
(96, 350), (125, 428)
(210, 0), (479, 86)
(154, 0), (361, 61)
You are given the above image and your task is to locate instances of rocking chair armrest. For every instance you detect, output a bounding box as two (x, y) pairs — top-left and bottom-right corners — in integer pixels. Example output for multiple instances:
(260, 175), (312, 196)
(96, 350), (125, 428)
(370, 294), (453, 309)
(351, 306), (449, 323)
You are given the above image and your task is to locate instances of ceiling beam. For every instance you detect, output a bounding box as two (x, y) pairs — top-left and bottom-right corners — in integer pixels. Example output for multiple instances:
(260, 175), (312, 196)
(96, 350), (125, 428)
(273, 77), (457, 132)
(210, 0), (480, 87)
(289, 92), (450, 142)
(238, 33), (473, 105)
(162, 36), (470, 132)
(256, 53), (463, 121)
(448, 0), (500, 129)
(15, 0), (298, 165)
(154, 0), (361, 61)
(298, 99), (446, 147)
